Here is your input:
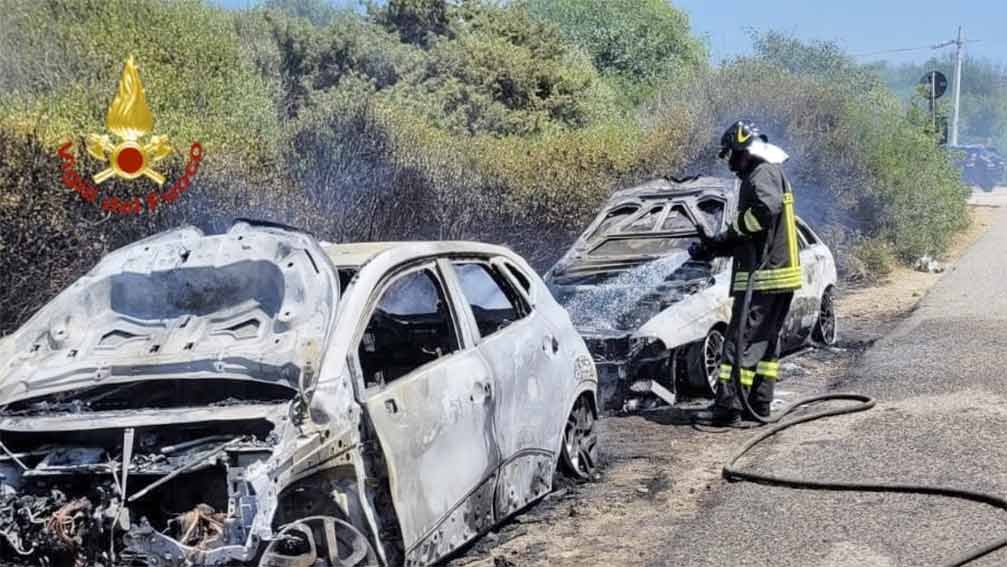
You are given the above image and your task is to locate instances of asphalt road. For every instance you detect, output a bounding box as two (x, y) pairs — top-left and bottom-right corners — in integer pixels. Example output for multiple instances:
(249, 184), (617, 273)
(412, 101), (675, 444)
(652, 198), (1007, 567)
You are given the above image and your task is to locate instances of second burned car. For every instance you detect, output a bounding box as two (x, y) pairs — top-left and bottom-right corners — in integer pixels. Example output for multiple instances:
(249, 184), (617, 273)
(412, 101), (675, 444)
(546, 176), (838, 410)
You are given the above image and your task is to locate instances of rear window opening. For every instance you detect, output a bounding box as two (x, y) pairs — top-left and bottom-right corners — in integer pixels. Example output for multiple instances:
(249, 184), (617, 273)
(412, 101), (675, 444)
(2, 378), (296, 416)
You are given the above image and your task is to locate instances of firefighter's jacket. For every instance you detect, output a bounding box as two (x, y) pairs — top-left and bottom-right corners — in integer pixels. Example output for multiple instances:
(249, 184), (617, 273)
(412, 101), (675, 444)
(707, 162), (802, 294)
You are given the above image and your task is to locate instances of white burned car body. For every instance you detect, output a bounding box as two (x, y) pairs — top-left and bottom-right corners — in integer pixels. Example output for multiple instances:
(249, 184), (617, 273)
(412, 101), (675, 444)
(546, 177), (838, 409)
(0, 222), (597, 567)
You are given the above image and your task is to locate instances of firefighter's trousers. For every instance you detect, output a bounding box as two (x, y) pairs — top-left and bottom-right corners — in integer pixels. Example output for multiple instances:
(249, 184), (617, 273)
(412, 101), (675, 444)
(715, 291), (794, 414)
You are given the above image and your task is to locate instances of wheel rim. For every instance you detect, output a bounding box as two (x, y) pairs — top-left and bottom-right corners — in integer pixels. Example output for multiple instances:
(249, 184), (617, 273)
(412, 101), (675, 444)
(819, 293), (837, 345)
(704, 329), (726, 391)
(562, 398), (597, 480)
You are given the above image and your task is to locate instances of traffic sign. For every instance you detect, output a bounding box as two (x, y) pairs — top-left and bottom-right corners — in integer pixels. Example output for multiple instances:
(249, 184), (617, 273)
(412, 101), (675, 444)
(920, 71), (949, 99)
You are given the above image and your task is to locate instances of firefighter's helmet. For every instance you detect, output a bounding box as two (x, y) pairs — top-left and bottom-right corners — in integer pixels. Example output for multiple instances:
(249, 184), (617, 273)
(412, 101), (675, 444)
(718, 120), (768, 159)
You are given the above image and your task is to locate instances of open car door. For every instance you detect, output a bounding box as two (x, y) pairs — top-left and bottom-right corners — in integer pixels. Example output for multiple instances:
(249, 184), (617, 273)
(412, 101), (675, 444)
(356, 263), (500, 565)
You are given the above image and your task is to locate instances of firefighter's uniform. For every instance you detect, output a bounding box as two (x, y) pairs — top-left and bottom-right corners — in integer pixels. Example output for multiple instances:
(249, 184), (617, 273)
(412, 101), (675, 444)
(704, 153), (801, 417)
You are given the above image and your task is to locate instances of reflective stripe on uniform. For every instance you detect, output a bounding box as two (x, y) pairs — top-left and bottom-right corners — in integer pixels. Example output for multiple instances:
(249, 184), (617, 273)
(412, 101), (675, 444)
(742, 208), (763, 233)
(733, 266), (802, 291)
(783, 193), (800, 272)
(720, 363), (756, 386)
(757, 359), (780, 380)
(719, 364), (732, 382)
(740, 368), (755, 387)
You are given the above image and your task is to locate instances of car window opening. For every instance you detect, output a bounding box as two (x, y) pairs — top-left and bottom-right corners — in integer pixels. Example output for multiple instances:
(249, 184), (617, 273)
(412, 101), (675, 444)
(359, 269), (460, 388)
(337, 268), (358, 290)
(625, 205), (665, 233)
(589, 204), (640, 240)
(504, 262), (532, 294)
(797, 222), (818, 246)
(453, 262), (529, 338)
(660, 205), (695, 232)
(697, 198), (726, 231)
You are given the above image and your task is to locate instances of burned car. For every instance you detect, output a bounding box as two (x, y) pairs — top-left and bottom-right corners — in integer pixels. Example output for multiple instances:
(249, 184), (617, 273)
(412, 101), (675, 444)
(546, 177), (838, 410)
(0, 222), (598, 567)
(950, 144), (1005, 191)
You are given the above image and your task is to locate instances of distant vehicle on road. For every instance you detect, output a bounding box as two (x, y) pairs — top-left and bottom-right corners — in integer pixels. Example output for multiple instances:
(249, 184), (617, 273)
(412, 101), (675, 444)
(546, 177), (838, 410)
(950, 145), (1005, 191)
(0, 222), (598, 567)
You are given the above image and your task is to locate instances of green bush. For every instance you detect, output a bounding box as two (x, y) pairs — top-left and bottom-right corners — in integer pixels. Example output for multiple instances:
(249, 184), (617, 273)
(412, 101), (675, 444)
(0, 0), (280, 165)
(851, 238), (896, 281)
(843, 91), (970, 260)
(526, 0), (706, 104)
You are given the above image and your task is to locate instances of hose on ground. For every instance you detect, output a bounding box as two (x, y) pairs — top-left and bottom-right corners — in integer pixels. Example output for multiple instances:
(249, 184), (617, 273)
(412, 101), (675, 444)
(722, 392), (1007, 566)
(723, 219), (1007, 566)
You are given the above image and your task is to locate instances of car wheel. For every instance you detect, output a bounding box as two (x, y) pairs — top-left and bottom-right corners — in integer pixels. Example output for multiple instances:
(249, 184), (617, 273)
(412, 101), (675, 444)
(813, 287), (838, 345)
(259, 516), (375, 567)
(686, 327), (725, 398)
(560, 396), (597, 480)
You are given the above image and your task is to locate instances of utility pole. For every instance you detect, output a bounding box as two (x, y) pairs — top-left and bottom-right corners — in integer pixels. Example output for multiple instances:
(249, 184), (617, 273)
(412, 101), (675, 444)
(932, 26), (967, 146)
(950, 26), (965, 146)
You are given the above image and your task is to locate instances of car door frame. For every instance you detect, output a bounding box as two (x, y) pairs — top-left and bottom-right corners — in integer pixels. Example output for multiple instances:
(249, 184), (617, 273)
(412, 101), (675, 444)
(347, 258), (502, 565)
(779, 222), (813, 348)
(781, 219), (828, 347)
(800, 220), (834, 333)
(441, 255), (566, 522)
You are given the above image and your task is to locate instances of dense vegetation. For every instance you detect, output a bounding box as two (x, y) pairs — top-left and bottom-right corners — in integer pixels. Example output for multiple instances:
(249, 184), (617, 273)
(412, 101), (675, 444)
(0, 0), (972, 333)
(875, 56), (1007, 155)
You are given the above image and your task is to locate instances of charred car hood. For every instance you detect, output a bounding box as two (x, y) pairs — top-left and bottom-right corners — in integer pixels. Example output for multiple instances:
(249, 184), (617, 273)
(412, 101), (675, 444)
(0, 223), (340, 407)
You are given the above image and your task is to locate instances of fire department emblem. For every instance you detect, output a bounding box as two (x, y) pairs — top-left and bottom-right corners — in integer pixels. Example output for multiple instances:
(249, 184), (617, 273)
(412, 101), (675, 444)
(85, 56), (172, 185)
(56, 56), (203, 215)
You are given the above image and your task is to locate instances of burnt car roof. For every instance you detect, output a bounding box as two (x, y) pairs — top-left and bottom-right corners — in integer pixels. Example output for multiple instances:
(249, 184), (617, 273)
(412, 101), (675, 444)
(321, 240), (525, 269)
(607, 176), (735, 201)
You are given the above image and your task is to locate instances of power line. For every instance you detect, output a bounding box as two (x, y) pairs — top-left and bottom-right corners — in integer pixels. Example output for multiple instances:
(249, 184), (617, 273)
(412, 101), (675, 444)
(852, 45), (937, 58)
(852, 40), (981, 59)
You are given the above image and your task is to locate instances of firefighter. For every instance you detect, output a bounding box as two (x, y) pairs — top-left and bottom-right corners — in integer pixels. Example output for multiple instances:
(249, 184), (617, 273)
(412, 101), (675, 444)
(690, 121), (801, 425)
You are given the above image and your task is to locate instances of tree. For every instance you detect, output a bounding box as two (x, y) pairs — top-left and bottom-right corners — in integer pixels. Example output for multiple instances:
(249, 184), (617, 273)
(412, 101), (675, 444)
(526, 0), (706, 84)
(379, 0), (451, 47)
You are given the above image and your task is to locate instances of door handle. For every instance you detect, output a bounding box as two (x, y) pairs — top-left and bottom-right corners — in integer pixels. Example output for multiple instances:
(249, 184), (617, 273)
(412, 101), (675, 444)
(384, 399), (399, 415)
(472, 381), (492, 403)
(543, 335), (560, 355)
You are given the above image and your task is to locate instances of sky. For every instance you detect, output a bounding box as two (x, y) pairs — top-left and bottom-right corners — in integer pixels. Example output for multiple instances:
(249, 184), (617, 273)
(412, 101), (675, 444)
(216, 0), (1005, 66)
(671, 0), (1005, 65)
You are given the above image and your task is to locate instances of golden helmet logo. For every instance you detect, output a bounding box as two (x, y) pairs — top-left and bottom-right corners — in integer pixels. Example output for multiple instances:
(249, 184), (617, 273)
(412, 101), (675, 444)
(86, 56), (172, 185)
(736, 124), (752, 144)
(56, 56), (204, 215)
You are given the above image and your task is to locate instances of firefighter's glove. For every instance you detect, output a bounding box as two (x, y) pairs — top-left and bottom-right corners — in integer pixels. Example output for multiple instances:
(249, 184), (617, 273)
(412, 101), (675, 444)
(688, 241), (713, 262)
